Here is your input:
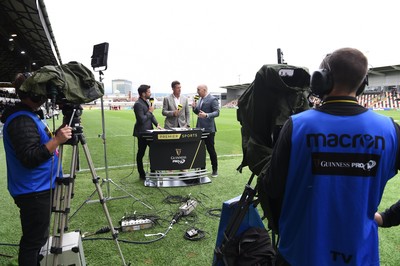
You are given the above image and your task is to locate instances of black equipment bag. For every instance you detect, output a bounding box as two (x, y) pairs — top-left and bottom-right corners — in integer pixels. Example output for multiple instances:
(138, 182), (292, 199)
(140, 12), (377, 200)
(223, 227), (276, 266)
(213, 174), (275, 266)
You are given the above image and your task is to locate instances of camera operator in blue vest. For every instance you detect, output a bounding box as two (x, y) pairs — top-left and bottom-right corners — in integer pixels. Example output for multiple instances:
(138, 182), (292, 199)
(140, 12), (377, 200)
(1, 73), (72, 266)
(261, 48), (400, 265)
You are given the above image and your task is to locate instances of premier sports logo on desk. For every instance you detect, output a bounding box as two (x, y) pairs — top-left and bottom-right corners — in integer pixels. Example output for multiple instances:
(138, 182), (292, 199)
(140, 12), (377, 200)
(181, 132), (199, 139)
(157, 133), (181, 140)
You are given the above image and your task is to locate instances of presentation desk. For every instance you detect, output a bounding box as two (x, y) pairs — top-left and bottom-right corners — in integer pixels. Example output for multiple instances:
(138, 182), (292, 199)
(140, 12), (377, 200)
(141, 128), (211, 187)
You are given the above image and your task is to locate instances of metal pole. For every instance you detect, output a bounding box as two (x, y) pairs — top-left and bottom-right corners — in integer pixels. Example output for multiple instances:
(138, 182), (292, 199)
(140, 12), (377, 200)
(99, 93), (111, 198)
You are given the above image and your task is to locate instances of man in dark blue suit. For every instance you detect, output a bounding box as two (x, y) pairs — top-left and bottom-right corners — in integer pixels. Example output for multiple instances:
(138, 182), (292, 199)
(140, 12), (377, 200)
(192, 84), (220, 177)
(133, 84), (160, 180)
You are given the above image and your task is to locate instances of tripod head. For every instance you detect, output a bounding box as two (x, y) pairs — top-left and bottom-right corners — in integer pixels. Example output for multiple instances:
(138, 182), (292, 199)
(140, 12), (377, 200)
(61, 103), (84, 145)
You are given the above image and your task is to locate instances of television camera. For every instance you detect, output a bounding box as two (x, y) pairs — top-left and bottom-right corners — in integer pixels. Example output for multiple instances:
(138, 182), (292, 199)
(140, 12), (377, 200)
(18, 62), (104, 139)
(19, 61), (104, 107)
(23, 63), (129, 265)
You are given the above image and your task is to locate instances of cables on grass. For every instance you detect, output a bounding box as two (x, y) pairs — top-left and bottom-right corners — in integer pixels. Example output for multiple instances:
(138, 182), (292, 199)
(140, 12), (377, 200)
(162, 195), (190, 204)
(206, 208), (222, 218)
(0, 242), (19, 247)
(183, 227), (209, 241)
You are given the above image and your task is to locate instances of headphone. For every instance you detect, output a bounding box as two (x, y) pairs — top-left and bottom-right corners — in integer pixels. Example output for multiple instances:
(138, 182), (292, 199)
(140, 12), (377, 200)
(310, 56), (368, 98)
(17, 72), (47, 103)
(18, 90), (46, 103)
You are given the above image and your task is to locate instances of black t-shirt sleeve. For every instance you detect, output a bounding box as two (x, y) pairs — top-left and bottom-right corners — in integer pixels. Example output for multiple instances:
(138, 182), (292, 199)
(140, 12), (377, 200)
(380, 200), (400, 227)
(7, 116), (52, 168)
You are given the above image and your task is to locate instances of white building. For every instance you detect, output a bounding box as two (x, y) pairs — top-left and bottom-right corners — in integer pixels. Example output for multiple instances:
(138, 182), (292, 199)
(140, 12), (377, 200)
(112, 79), (132, 96)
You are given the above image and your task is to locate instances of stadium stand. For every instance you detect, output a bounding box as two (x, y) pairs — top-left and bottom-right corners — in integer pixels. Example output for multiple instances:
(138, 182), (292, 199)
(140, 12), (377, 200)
(223, 99), (238, 108)
(222, 93), (400, 110)
(357, 91), (400, 109)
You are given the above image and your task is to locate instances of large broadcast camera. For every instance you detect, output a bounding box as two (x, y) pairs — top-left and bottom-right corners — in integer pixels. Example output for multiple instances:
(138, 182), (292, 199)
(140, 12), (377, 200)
(19, 61), (104, 106)
(19, 61), (104, 145)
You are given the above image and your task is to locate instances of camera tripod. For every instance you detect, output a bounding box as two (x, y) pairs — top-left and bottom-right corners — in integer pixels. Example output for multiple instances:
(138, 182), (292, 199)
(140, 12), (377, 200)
(67, 71), (152, 220)
(49, 107), (127, 266)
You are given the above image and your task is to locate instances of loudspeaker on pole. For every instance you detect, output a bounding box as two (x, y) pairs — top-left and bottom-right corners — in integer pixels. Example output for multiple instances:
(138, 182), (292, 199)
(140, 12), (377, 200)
(91, 42), (109, 69)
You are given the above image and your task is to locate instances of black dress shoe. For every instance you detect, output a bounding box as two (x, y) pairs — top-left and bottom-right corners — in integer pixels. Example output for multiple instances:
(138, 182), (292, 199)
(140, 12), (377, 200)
(211, 170), (218, 177)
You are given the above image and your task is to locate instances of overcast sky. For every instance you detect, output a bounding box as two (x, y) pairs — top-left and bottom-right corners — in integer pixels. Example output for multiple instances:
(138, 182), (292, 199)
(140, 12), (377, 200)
(44, 0), (399, 95)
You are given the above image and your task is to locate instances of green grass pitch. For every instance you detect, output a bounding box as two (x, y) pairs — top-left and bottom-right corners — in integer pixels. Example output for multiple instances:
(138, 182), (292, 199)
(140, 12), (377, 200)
(0, 108), (400, 265)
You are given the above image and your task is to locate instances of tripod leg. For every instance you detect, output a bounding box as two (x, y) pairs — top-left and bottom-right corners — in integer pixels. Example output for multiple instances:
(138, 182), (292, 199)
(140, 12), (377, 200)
(68, 143), (98, 221)
(80, 141), (127, 265)
(102, 179), (152, 209)
(68, 188), (98, 220)
(69, 131), (151, 216)
(51, 145), (64, 238)
(50, 144), (77, 265)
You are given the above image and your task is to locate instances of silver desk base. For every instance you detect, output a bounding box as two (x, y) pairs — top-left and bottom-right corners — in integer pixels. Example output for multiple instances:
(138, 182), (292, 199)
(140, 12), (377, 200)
(144, 169), (211, 187)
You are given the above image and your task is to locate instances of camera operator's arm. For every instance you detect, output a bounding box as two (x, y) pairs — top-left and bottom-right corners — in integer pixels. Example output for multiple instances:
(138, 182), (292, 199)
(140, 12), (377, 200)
(8, 116), (46, 168)
(45, 125), (72, 153)
(8, 117), (70, 168)
(375, 200), (400, 227)
(376, 124), (400, 227)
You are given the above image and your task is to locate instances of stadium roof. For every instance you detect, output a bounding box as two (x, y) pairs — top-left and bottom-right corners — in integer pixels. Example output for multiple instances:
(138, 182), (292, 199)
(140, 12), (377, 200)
(368, 65), (400, 76)
(0, 0), (61, 82)
(221, 64), (400, 91)
(220, 83), (251, 91)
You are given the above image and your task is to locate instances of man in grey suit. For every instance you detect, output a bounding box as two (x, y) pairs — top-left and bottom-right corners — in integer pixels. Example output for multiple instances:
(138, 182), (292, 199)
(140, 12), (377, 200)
(192, 84), (220, 177)
(133, 84), (160, 180)
(162, 80), (190, 129)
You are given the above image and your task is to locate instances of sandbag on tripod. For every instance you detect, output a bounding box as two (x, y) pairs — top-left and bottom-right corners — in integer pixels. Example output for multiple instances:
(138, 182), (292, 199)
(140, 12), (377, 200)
(213, 174), (275, 266)
(221, 227), (275, 266)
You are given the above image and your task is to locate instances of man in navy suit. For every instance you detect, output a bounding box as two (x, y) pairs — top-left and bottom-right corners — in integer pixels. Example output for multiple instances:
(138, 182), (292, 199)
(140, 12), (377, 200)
(192, 84), (220, 177)
(133, 84), (160, 180)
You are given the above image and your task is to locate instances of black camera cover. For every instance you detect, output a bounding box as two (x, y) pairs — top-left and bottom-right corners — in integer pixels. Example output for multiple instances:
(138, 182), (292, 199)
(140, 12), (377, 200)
(20, 61), (104, 104)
